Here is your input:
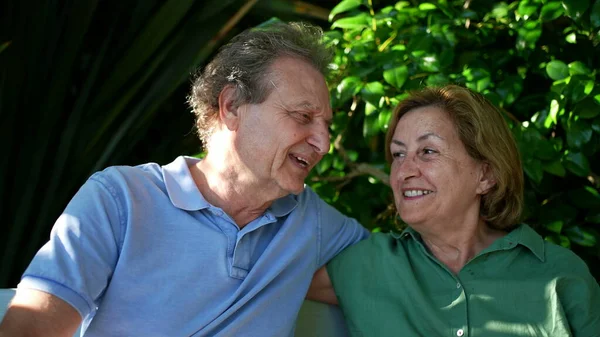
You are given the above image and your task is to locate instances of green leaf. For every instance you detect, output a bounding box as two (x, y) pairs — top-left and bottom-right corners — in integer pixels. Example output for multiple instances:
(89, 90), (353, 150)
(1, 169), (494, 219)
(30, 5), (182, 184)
(426, 74), (450, 87)
(564, 151), (590, 176)
(566, 76), (594, 102)
(365, 101), (377, 116)
(546, 60), (569, 80)
(517, 0), (540, 17)
(545, 220), (564, 234)
(497, 76), (524, 105)
(543, 159), (566, 177)
(564, 225), (598, 247)
(331, 12), (370, 29)
(383, 65), (409, 89)
(329, 0), (362, 21)
(523, 158), (544, 184)
(378, 109), (392, 131)
(363, 113), (379, 137)
(562, 0), (590, 20)
(567, 186), (600, 209)
(568, 61), (591, 75)
(573, 97), (600, 119)
(418, 3), (437, 11)
(517, 20), (542, 50)
(361, 81), (385, 106)
(316, 154), (333, 174)
(333, 156), (346, 170)
(541, 1), (565, 21)
(591, 0), (600, 28)
(540, 200), (579, 224)
(565, 32), (577, 43)
(566, 118), (593, 149)
(336, 76), (363, 105)
(593, 118), (600, 133)
(521, 127), (558, 160)
(418, 54), (441, 72)
(490, 2), (510, 18)
(545, 234), (571, 248)
(585, 209), (600, 223)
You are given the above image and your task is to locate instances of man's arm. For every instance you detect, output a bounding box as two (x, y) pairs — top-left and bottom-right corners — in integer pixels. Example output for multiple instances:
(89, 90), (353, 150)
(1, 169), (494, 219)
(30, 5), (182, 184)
(307, 266), (338, 305)
(0, 288), (81, 337)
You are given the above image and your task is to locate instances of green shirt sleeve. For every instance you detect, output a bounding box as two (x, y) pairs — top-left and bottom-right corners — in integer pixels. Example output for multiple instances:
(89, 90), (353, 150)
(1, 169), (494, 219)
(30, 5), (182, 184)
(555, 248), (600, 336)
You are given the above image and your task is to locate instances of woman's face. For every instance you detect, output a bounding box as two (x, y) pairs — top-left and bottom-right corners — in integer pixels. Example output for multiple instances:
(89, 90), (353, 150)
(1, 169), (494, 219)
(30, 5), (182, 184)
(389, 106), (493, 229)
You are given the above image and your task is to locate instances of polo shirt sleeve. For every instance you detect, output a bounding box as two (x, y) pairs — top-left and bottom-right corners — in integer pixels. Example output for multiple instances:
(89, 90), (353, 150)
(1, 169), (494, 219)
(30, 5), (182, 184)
(18, 171), (123, 318)
(558, 252), (600, 336)
(308, 187), (369, 267)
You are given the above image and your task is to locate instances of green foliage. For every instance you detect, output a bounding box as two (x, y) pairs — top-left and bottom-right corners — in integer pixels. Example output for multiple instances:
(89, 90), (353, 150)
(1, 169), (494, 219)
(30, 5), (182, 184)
(316, 0), (600, 279)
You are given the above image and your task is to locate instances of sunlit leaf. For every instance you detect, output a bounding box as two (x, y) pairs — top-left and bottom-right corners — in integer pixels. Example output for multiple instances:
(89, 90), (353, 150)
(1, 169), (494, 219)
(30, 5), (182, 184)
(541, 1), (565, 21)
(331, 12), (370, 29)
(383, 65), (408, 89)
(568, 61), (591, 75)
(329, 0), (362, 21)
(546, 60), (569, 80)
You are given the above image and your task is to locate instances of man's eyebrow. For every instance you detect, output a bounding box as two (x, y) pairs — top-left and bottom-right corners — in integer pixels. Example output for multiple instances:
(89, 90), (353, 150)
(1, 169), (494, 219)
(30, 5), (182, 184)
(391, 132), (444, 147)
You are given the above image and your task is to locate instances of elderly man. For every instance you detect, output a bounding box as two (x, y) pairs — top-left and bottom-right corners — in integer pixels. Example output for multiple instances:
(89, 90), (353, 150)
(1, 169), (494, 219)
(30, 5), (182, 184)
(0, 22), (368, 336)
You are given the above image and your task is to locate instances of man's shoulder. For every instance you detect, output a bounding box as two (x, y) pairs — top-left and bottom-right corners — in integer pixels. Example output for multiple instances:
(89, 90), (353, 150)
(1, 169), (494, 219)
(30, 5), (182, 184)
(85, 162), (167, 200)
(91, 162), (163, 185)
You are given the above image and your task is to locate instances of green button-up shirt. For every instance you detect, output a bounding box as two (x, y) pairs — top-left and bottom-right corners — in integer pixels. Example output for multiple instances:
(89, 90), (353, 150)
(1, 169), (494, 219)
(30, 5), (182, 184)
(328, 225), (600, 336)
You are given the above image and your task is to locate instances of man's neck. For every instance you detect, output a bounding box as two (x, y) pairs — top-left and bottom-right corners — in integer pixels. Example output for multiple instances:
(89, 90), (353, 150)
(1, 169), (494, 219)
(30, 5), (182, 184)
(189, 154), (282, 228)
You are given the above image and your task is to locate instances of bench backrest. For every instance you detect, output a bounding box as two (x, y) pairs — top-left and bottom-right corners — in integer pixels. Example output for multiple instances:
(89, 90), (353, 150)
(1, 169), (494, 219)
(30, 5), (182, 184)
(0, 289), (348, 336)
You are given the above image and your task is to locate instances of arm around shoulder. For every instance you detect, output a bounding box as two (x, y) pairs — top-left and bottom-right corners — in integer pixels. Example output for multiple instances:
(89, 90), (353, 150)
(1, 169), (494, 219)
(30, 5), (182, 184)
(307, 266), (338, 305)
(0, 288), (81, 337)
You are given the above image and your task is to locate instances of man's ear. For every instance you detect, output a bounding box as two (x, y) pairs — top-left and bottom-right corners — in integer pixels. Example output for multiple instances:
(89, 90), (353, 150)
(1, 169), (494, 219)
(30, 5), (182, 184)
(218, 85), (240, 131)
(476, 162), (496, 195)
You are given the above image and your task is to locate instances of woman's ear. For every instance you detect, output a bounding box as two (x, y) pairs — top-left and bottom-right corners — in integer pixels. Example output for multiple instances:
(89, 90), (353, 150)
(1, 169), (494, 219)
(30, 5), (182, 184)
(477, 162), (496, 195)
(218, 85), (240, 131)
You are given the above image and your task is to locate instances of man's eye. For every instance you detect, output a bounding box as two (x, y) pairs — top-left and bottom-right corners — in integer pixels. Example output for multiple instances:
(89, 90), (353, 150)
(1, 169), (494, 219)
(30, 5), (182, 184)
(294, 111), (311, 123)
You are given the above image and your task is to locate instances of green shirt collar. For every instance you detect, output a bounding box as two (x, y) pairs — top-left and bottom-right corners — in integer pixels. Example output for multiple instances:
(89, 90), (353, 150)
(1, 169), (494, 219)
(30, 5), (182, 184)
(391, 224), (545, 262)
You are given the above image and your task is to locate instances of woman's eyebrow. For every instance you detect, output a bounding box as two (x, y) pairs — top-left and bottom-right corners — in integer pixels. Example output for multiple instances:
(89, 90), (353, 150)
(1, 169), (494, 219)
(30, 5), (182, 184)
(391, 132), (444, 147)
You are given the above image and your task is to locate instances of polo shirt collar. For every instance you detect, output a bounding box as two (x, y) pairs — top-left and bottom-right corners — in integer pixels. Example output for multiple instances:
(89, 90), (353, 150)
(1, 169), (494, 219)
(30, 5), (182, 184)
(391, 224), (545, 262)
(162, 156), (298, 217)
(268, 193), (297, 217)
(162, 156), (210, 211)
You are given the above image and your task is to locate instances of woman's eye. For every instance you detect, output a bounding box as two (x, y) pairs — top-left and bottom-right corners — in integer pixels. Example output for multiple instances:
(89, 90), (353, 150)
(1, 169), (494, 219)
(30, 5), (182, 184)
(422, 148), (437, 155)
(391, 152), (405, 159)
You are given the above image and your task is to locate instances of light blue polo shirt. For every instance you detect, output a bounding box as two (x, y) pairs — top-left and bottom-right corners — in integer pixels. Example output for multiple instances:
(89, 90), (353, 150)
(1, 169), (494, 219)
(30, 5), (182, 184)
(19, 156), (368, 336)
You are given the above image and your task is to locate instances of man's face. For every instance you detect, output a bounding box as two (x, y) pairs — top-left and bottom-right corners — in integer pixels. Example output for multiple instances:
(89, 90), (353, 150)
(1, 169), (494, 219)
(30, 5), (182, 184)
(234, 57), (332, 196)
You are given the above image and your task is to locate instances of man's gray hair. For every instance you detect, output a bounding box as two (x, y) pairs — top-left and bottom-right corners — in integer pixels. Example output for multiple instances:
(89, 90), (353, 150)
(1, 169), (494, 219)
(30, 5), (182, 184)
(187, 21), (333, 146)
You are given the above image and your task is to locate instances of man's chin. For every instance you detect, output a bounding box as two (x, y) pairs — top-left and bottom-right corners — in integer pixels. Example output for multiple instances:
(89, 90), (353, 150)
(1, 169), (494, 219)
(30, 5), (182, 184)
(279, 181), (306, 196)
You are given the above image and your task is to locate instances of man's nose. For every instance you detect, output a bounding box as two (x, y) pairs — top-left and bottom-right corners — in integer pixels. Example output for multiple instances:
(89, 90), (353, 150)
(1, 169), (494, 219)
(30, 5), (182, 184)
(307, 123), (330, 155)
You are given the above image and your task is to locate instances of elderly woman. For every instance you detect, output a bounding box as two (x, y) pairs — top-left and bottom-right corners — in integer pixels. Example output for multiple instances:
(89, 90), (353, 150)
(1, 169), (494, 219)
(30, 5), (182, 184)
(309, 85), (600, 336)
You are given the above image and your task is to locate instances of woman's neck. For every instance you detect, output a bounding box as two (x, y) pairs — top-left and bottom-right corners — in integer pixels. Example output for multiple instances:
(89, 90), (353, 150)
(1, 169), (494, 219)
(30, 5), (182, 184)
(419, 221), (507, 274)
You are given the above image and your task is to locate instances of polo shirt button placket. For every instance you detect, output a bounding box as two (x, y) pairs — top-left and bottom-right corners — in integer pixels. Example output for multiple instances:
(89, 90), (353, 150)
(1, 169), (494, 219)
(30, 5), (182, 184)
(456, 328), (464, 336)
